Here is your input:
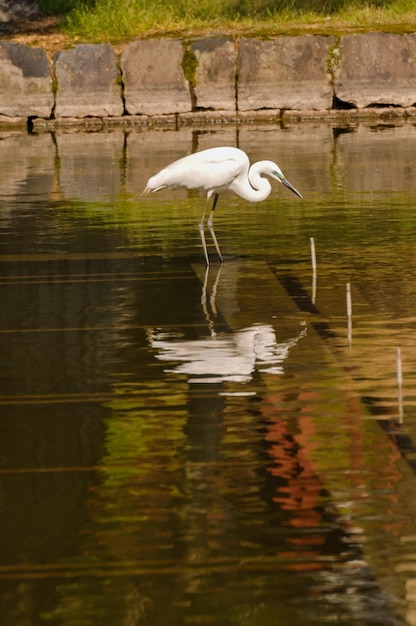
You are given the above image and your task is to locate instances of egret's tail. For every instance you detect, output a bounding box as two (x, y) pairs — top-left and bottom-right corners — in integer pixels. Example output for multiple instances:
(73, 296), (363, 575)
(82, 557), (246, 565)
(142, 185), (152, 196)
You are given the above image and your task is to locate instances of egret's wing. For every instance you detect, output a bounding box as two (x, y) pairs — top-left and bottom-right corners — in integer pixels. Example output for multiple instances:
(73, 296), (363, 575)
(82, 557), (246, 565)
(180, 156), (243, 191)
(146, 147), (248, 192)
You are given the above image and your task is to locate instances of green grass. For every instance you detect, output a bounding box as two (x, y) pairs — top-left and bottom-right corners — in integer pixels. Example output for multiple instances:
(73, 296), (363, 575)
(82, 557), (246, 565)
(37, 0), (416, 42)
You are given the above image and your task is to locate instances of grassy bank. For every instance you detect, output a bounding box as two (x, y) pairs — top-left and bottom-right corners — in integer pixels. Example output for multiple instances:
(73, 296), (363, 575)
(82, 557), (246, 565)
(38, 0), (416, 42)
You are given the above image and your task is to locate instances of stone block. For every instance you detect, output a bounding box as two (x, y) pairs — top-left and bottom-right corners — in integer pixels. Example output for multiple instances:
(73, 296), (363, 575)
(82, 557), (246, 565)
(121, 39), (191, 115)
(0, 114), (27, 127)
(54, 43), (123, 118)
(0, 42), (53, 117)
(334, 33), (416, 108)
(238, 36), (335, 111)
(191, 38), (236, 111)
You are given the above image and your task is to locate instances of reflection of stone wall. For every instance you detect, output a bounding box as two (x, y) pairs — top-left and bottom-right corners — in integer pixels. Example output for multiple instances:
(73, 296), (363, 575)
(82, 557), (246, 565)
(2, 33), (416, 125)
(1, 121), (416, 205)
(8, 121), (416, 196)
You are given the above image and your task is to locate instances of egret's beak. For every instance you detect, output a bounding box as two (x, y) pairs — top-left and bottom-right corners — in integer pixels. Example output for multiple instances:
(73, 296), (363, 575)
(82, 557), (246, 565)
(281, 177), (303, 199)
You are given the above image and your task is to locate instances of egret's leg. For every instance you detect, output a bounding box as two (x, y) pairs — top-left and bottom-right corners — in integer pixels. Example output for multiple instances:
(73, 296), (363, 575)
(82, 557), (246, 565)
(207, 194), (224, 264)
(210, 262), (222, 315)
(201, 264), (209, 318)
(200, 263), (222, 337)
(199, 198), (211, 266)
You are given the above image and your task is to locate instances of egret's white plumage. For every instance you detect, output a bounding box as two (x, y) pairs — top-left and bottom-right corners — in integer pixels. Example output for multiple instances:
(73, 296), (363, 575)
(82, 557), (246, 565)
(144, 146), (302, 265)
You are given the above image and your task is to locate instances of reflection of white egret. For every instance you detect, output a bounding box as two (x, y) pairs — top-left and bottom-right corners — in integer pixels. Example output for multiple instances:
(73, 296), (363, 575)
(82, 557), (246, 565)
(148, 323), (306, 384)
(144, 147), (302, 266)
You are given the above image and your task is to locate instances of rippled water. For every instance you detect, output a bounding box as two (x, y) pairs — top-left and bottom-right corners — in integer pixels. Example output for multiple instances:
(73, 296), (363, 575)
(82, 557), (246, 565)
(1, 121), (416, 625)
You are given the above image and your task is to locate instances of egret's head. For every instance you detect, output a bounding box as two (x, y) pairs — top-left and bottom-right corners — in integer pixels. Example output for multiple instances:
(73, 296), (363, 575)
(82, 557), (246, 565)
(270, 165), (303, 198)
(260, 161), (302, 198)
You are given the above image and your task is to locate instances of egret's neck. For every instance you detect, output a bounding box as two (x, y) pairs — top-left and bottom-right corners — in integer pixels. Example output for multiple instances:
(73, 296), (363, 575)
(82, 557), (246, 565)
(243, 162), (272, 202)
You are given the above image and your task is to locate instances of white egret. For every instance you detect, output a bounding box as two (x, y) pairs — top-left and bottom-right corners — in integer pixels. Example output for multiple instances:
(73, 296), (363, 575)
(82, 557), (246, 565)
(144, 146), (302, 265)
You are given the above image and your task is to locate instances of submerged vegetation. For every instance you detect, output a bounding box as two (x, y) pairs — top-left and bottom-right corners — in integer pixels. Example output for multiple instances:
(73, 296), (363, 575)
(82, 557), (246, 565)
(37, 0), (416, 41)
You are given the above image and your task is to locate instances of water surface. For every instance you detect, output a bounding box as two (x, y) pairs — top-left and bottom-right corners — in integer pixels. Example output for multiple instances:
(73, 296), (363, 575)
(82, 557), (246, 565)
(1, 121), (416, 625)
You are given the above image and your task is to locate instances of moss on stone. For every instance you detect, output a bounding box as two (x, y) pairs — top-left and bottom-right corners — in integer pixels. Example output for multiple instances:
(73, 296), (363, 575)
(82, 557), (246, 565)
(327, 38), (341, 75)
(182, 46), (199, 88)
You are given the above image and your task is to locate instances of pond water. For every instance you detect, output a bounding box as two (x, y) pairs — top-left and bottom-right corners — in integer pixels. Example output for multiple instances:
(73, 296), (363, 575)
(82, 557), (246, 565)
(1, 120), (416, 626)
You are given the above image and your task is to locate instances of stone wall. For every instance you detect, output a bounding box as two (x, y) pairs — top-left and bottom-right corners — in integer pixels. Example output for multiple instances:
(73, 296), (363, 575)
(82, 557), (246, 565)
(2, 33), (416, 128)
